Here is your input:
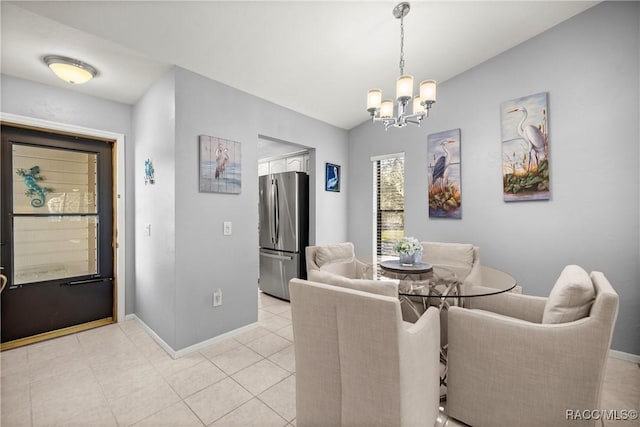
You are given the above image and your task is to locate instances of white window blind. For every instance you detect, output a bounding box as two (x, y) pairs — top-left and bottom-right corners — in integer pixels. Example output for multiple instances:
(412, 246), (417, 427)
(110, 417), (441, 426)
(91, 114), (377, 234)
(374, 154), (405, 272)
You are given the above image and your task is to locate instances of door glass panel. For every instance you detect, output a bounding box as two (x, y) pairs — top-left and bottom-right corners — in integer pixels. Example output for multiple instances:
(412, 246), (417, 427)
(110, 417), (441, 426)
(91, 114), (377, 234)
(13, 216), (98, 284)
(13, 145), (97, 214)
(11, 144), (99, 285)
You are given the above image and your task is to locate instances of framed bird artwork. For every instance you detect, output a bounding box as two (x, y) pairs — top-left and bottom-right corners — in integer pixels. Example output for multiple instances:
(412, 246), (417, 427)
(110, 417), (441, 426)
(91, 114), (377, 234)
(427, 128), (461, 219)
(500, 92), (550, 201)
(325, 162), (341, 192)
(199, 135), (242, 194)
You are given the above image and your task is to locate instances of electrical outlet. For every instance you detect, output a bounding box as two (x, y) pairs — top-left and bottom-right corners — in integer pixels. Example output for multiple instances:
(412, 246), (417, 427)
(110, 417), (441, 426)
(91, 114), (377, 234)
(213, 289), (222, 307)
(223, 221), (232, 236)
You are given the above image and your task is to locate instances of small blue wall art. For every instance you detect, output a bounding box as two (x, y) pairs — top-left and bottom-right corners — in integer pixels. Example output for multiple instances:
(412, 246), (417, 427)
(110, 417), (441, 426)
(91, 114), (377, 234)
(325, 163), (341, 192)
(144, 159), (155, 185)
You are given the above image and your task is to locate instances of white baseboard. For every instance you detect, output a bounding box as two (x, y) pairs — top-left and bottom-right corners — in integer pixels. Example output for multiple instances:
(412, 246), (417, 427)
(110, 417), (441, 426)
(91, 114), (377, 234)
(125, 314), (259, 359)
(172, 322), (260, 359)
(609, 349), (640, 364)
(121, 314), (638, 364)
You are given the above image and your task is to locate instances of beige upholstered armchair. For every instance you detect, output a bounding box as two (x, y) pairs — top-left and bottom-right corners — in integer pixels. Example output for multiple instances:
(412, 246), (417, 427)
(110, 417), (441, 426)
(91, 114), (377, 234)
(306, 242), (372, 278)
(289, 278), (441, 427)
(419, 241), (481, 289)
(305, 242), (398, 297)
(446, 266), (619, 427)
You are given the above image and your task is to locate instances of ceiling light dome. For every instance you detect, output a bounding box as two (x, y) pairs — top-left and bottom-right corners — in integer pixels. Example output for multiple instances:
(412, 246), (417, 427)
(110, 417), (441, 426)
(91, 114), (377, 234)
(43, 55), (98, 84)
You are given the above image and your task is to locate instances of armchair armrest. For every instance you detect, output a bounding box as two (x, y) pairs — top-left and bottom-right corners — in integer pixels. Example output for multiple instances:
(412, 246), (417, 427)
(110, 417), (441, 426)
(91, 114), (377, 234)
(355, 257), (374, 279)
(447, 306), (610, 427)
(465, 286), (547, 323)
(462, 258), (482, 288)
(307, 269), (398, 297)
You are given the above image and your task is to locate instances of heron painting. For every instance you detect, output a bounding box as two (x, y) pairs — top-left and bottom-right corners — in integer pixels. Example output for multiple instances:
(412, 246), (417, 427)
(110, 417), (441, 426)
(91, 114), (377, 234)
(501, 92), (550, 201)
(325, 162), (340, 192)
(199, 135), (241, 194)
(428, 128), (461, 219)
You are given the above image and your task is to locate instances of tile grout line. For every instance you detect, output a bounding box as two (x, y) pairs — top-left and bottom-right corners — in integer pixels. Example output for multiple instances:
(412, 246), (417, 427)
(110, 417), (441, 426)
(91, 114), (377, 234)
(81, 325), (129, 427)
(253, 373), (296, 424)
(18, 294), (294, 427)
(189, 323), (293, 425)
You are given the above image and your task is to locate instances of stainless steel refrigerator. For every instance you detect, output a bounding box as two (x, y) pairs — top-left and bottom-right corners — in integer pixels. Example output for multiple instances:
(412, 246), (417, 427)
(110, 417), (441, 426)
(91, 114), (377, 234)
(259, 171), (309, 300)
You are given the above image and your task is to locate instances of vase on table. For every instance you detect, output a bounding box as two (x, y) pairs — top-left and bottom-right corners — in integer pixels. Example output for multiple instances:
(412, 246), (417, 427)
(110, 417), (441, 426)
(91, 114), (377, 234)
(413, 249), (423, 265)
(399, 252), (415, 266)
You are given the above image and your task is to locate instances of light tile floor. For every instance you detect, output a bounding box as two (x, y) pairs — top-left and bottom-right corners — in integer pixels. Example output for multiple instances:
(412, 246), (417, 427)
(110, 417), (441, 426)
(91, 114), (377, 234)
(1, 292), (296, 427)
(1, 291), (638, 426)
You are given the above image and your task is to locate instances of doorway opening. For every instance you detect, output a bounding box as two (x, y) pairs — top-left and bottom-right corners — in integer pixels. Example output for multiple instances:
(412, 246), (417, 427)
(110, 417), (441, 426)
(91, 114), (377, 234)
(257, 135), (312, 301)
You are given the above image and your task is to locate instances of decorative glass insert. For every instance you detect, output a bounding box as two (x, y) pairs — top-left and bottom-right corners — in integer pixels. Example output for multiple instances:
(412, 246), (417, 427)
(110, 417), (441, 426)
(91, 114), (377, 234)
(13, 145), (97, 214)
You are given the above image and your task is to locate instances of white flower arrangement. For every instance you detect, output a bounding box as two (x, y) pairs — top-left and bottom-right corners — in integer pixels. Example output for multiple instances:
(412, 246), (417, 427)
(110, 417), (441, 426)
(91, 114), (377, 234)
(394, 236), (422, 254)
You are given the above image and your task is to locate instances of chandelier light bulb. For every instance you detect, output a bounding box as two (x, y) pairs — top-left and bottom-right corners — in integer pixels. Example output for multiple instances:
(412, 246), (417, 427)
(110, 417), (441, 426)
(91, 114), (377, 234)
(367, 89), (383, 111)
(396, 75), (414, 101)
(380, 100), (394, 119)
(420, 80), (437, 104)
(413, 97), (425, 114)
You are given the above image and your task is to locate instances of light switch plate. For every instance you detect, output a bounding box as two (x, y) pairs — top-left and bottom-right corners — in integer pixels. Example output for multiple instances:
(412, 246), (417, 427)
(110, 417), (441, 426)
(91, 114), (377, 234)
(223, 221), (232, 235)
(213, 289), (222, 307)
(144, 224), (151, 236)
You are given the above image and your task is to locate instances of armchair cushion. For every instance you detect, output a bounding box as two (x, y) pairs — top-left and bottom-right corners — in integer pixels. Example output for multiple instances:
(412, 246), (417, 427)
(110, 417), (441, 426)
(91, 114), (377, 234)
(308, 269), (397, 298)
(421, 242), (475, 282)
(542, 264), (595, 324)
(315, 242), (355, 268)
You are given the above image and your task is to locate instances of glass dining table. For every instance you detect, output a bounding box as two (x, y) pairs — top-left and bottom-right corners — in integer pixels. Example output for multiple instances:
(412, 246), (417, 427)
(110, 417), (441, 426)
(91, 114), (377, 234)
(380, 259), (517, 313)
(380, 259), (518, 400)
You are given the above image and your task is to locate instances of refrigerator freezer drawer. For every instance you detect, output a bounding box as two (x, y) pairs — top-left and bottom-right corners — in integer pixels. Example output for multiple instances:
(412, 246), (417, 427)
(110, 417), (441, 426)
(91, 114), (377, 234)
(259, 249), (300, 301)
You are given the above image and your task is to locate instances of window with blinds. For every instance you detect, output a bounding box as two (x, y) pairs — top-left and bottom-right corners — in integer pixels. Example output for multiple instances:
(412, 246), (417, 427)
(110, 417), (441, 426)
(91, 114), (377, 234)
(374, 155), (405, 269)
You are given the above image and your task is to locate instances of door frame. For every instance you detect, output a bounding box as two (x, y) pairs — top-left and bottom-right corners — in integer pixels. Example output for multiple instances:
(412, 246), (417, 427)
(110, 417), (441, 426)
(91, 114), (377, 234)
(1, 112), (126, 323)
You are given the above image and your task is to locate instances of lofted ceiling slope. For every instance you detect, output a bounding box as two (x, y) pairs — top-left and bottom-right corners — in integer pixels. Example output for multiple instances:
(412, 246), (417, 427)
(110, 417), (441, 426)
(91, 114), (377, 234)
(2, 1), (598, 130)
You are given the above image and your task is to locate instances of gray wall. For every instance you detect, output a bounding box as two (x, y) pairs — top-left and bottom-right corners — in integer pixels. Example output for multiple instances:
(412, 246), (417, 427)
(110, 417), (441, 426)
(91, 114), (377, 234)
(132, 70), (177, 348)
(1, 65), (348, 351)
(0, 74), (136, 315)
(348, 1), (640, 355)
(135, 67), (349, 350)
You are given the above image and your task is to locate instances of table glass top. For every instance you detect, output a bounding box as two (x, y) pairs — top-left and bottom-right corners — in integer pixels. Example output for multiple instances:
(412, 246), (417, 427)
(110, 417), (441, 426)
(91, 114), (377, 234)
(380, 263), (516, 298)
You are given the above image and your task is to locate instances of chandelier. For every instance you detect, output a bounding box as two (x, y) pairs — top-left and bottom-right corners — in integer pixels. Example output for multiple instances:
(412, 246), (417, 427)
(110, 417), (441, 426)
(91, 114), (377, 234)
(366, 2), (436, 130)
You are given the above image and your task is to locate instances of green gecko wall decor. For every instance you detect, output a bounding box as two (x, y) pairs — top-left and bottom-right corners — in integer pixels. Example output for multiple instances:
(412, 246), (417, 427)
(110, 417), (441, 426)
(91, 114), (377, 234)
(16, 166), (53, 207)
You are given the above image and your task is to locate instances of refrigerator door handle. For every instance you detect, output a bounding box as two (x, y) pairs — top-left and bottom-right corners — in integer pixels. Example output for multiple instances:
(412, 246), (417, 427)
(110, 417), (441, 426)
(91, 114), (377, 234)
(270, 178), (275, 244)
(260, 252), (294, 261)
(274, 178), (280, 245)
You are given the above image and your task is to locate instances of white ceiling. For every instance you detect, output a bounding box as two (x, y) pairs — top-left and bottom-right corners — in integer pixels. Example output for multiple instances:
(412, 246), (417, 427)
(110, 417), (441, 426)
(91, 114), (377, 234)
(2, 1), (598, 131)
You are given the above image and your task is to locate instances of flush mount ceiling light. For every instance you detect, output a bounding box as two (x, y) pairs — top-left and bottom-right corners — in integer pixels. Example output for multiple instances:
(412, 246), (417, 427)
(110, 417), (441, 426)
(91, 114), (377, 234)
(366, 2), (437, 130)
(43, 55), (98, 84)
